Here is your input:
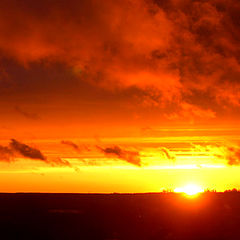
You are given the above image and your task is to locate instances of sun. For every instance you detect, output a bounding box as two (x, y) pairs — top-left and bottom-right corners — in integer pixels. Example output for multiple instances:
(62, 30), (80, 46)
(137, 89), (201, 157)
(174, 184), (204, 197)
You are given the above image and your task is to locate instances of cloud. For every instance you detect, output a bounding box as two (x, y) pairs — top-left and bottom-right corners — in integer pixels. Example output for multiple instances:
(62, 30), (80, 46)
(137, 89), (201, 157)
(0, 0), (239, 119)
(50, 157), (71, 167)
(0, 140), (46, 163)
(164, 102), (216, 122)
(9, 139), (46, 160)
(2, 139), (71, 166)
(61, 140), (80, 152)
(224, 146), (240, 165)
(15, 106), (41, 120)
(193, 143), (240, 166)
(159, 147), (176, 161)
(0, 145), (14, 162)
(97, 145), (141, 166)
(61, 140), (90, 153)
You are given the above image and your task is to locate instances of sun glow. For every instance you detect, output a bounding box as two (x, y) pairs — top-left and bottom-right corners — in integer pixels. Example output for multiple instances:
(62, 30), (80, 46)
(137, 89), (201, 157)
(174, 184), (204, 196)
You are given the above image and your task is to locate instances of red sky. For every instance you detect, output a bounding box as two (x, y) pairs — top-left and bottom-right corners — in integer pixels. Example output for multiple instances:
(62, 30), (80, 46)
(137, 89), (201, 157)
(0, 0), (240, 192)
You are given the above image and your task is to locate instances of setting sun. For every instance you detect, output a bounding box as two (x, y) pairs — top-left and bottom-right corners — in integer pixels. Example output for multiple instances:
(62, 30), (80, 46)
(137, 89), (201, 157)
(174, 184), (204, 196)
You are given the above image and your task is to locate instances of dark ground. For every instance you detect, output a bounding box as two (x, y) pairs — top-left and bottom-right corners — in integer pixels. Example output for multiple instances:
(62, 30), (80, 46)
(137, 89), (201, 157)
(0, 192), (240, 240)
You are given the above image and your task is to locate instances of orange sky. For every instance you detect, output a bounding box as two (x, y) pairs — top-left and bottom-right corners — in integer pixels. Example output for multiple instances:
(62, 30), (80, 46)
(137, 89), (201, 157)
(0, 0), (240, 192)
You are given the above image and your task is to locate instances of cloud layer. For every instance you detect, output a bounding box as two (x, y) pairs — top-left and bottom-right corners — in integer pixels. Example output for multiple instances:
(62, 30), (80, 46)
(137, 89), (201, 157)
(0, 0), (239, 120)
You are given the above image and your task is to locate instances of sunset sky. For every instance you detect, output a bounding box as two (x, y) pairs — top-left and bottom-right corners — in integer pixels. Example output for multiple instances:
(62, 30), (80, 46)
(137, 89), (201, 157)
(1, 0), (240, 192)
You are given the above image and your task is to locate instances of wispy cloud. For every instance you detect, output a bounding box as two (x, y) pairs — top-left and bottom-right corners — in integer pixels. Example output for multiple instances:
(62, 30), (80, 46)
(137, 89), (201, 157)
(49, 157), (71, 167)
(159, 147), (176, 161)
(10, 139), (46, 160)
(0, 145), (14, 162)
(194, 143), (240, 166)
(61, 140), (80, 152)
(61, 140), (90, 153)
(0, 139), (70, 167)
(97, 145), (141, 167)
(15, 106), (41, 120)
(218, 145), (240, 166)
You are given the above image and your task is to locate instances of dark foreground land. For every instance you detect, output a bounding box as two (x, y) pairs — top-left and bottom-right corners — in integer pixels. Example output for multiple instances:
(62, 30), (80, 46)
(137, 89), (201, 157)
(0, 192), (240, 240)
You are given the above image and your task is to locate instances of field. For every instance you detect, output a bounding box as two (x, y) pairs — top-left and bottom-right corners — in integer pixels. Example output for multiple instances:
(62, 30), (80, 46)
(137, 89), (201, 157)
(0, 192), (239, 240)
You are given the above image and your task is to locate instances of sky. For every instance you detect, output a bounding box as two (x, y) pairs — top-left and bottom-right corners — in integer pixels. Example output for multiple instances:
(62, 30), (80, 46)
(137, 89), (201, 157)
(1, 0), (240, 192)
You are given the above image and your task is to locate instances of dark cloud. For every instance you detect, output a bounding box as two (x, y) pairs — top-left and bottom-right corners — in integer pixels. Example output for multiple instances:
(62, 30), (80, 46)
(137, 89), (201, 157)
(50, 157), (71, 167)
(0, 145), (14, 162)
(0, 0), (239, 120)
(159, 147), (176, 161)
(15, 106), (41, 120)
(7, 139), (71, 166)
(61, 140), (90, 153)
(9, 138), (46, 160)
(97, 145), (141, 167)
(0, 140), (47, 163)
(61, 140), (80, 152)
